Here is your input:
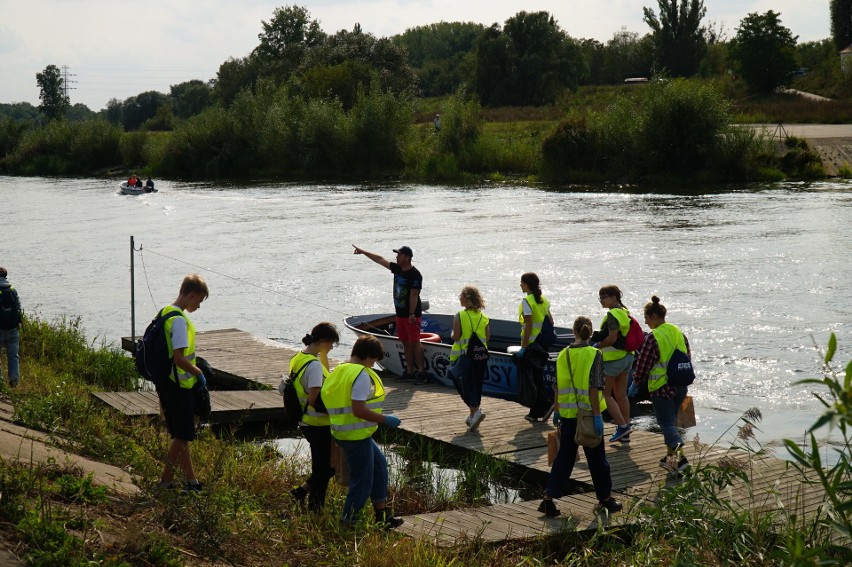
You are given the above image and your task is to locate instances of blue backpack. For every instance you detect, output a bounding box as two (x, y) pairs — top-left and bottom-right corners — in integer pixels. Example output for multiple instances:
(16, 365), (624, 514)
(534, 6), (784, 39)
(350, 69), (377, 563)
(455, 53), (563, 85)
(135, 310), (181, 385)
(667, 348), (695, 387)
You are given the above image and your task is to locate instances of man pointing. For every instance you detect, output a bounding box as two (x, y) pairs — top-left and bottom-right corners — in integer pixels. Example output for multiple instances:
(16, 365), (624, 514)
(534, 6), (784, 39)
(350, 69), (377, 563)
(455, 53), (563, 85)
(352, 245), (429, 384)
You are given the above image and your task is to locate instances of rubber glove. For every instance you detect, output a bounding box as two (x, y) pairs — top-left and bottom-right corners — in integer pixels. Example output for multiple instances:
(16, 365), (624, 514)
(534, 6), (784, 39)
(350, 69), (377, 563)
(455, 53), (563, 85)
(627, 382), (639, 398)
(515, 347), (526, 358)
(593, 415), (604, 437)
(384, 415), (401, 429)
(552, 412), (561, 427)
(197, 372), (207, 388)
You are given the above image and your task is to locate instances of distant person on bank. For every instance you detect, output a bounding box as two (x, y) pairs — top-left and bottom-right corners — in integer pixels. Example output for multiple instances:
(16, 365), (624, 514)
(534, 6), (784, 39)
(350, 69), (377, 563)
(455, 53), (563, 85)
(0, 267), (22, 388)
(321, 335), (404, 528)
(156, 274), (209, 492)
(352, 244), (429, 384)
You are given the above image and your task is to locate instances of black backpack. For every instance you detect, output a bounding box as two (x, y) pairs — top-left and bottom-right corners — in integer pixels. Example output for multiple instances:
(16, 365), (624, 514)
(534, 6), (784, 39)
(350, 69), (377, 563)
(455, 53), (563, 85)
(0, 288), (20, 330)
(465, 312), (490, 363)
(535, 314), (557, 348)
(134, 310), (181, 385)
(282, 359), (314, 426)
(667, 348), (696, 387)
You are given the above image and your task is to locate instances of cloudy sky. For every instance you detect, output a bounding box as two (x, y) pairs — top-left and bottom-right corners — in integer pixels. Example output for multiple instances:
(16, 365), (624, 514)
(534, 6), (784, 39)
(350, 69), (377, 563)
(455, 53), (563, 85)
(0, 1), (831, 111)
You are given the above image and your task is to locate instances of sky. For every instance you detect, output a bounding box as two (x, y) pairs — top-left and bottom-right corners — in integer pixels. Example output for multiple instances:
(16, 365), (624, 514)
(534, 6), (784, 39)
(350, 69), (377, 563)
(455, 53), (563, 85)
(0, 1), (832, 111)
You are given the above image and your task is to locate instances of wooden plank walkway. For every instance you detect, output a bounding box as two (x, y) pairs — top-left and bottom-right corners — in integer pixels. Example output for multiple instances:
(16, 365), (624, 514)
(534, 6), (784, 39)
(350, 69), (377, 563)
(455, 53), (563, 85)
(92, 390), (285, 424)
(108, 329), (833, 546)
(121, 328), (302, 390)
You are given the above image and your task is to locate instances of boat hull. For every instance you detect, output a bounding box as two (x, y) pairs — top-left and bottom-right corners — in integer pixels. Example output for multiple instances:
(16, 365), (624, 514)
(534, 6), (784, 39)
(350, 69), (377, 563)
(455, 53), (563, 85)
(344, 313), (573, 401)
(119, 181), (156, 195)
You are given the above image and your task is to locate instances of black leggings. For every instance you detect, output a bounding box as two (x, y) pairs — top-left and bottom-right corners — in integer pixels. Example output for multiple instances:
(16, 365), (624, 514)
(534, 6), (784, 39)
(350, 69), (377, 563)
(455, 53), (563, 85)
(300, 424), (335, 510)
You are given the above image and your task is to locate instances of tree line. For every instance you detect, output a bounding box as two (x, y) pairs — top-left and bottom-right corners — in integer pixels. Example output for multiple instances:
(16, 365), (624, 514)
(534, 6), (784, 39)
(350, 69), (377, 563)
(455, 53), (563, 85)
(8, 2), (851, 131)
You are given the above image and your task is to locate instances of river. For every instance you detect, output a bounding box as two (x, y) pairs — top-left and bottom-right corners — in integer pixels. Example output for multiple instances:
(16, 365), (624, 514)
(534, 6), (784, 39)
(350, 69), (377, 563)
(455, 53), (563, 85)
(3, 176), (851, 459)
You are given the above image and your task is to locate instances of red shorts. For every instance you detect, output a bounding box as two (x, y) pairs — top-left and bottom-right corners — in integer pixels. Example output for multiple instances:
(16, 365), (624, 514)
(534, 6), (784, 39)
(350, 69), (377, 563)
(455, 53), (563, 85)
(396, 316), (422, 343)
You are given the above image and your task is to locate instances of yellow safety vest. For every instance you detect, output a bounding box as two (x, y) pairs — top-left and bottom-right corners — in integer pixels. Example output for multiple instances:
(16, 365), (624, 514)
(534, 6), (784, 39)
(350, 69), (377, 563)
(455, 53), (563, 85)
(518, 294), (550, 343)
(599, 307), (630, 362)
(555, 346), (606, 418)
(289, 352), (330, 427)
(321, 363), (385, 441)
(450, 309), (489, 362)
(648, 323), (688, 392)
(162, 305), (197, 389)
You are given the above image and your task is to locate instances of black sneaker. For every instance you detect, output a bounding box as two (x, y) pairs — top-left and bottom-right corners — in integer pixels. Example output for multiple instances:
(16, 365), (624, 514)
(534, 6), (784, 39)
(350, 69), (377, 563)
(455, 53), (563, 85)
(183, 481), (204, 493)
(659, 455), (676, 473)
(413, 371), (430, 385)
(598, 498), (623, 513)
(290, 486), (307, 505)
(397, 372), (414, 381)
(537, 499), (561, 518)
(524, 414), (539, 423)
(677, 456), (690, 473)
(375, 508), (404, 529)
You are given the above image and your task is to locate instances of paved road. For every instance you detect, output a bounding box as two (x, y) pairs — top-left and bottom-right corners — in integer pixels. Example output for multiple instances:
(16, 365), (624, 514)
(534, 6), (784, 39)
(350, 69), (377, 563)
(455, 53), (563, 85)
(746, 123), (852, 139)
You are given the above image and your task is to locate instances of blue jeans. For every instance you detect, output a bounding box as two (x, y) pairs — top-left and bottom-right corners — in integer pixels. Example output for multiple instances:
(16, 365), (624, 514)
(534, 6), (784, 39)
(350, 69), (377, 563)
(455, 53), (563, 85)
(0, 328), (20, 385)
(546, 417), (613, 503)
(337, 437), (388, 524)
(651, 386), (688, 449)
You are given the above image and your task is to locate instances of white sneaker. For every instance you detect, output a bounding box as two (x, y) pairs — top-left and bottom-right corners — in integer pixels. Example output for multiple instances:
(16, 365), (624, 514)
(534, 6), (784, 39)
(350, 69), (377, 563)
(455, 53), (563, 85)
(465, 414), (472, 427)
(468, 410), (486, 431)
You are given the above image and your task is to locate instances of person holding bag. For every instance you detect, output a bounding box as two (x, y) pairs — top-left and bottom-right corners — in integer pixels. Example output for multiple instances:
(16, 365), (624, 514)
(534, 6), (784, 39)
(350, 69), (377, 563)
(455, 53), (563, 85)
(321, 335), (404, 529)
(516, 272), (554, 422)
(631, 296), (693, 474)
(538, 316), (622, 518)
(448, 286), (490, 431)
(283, 322), (339, 512)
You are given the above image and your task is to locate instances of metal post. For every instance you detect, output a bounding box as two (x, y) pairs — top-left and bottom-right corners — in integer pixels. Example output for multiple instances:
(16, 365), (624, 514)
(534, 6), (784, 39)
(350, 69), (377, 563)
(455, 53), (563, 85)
(130, 236), (136, 343)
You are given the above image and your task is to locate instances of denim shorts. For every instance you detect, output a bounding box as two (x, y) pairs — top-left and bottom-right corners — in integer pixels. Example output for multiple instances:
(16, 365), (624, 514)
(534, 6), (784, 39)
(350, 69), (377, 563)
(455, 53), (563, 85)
(603, 352), (634, 377)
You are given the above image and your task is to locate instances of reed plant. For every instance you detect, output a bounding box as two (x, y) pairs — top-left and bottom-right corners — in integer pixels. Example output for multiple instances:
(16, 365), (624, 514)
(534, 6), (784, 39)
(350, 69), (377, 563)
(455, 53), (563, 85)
(2, 119), (121, 175)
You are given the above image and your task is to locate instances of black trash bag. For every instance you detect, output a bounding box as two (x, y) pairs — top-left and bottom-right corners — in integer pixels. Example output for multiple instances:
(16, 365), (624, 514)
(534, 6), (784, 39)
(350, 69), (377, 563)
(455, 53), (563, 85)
(513, 344), (548, 409)
(194, 357), (214, 423)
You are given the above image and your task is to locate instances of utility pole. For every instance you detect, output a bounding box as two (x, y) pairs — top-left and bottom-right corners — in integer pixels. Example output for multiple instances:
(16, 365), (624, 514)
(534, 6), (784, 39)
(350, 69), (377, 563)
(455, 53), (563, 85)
(61, 65), (77, 100)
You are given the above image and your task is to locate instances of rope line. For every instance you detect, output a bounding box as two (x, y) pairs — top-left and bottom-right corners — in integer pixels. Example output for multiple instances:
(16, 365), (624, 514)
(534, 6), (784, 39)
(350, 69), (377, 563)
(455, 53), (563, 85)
(138, 246), (351, 318)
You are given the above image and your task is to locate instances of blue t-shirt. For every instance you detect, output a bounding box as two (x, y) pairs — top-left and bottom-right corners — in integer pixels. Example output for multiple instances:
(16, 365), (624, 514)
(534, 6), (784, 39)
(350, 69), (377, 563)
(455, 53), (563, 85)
(390, 263), (422, 318)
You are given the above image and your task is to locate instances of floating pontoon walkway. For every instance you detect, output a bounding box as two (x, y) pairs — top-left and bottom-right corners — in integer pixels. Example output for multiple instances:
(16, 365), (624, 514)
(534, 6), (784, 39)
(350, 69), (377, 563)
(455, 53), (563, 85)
(100, 329), (832, 545)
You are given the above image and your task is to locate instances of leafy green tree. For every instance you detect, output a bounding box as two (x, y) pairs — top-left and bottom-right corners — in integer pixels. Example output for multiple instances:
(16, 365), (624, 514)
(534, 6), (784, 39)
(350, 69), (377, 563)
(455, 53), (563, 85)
(831, 0), (852, 51)
(121, 91), (168, 131)
(393, 22), (485, 96)
(170, 80), (213, 120)
(36, 64), (70, 120)
(474, 11), (580, 106)
(299, 25), (418, 106)
(255, 5), (326, 83)
(473, 24), (514, 106)
(643, 0), (708, 77)
(213, 56), (261, 107)
(730, 11), (798, 94)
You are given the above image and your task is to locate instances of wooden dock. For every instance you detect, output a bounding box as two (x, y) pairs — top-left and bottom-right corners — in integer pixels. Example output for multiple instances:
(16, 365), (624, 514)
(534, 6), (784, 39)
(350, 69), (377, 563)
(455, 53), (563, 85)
(103, 329), (833, 545)
(92, 390), (285, 424)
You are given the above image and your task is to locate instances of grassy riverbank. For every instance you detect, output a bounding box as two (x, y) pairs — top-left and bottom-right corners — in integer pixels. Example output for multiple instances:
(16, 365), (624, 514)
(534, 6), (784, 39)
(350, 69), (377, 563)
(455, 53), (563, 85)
(1, 316), (849, 565)
(0, 80), (831, 185)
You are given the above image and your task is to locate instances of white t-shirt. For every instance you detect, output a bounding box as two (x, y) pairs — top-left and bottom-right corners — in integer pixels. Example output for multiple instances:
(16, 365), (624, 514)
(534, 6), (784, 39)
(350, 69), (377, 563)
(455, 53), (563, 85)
(521, 298), (533, 317)
(169, 312), (189, 350)
(351, 370), (375, 401)
(301, 359), (325, 390)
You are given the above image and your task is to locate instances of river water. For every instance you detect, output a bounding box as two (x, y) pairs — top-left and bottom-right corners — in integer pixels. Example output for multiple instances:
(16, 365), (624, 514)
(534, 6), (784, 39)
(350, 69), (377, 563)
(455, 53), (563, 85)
(3, 176), (851, 459)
